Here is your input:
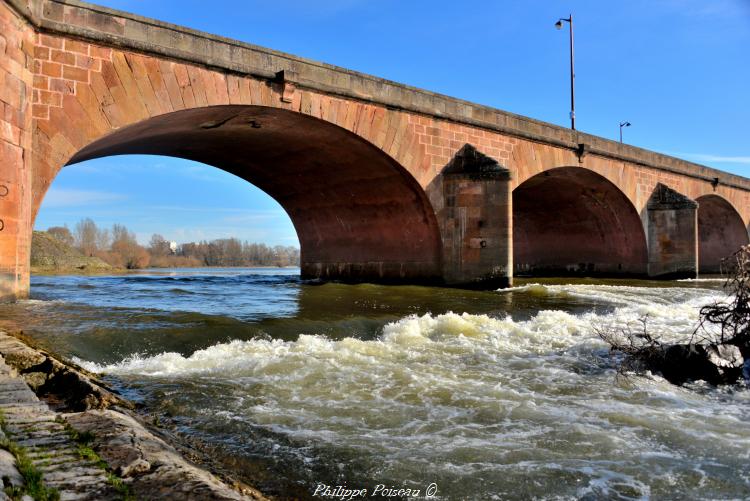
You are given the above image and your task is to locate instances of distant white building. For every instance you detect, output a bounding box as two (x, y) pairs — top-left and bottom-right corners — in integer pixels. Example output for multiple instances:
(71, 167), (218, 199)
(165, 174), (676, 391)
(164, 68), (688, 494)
(169, 241), (178, 254)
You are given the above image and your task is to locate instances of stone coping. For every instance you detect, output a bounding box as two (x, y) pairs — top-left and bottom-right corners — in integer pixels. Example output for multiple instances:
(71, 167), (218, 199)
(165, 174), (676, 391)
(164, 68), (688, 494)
(6, 0), (750, 190)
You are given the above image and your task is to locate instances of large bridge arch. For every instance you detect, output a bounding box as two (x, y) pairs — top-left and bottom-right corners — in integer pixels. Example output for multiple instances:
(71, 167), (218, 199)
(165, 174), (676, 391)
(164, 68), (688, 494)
(512, 167), (648, 276)
(35, 105), (444, 283)
(697, 194), (749, 273)
(31, 50), (432, 219)
(22, 42), (457, 287)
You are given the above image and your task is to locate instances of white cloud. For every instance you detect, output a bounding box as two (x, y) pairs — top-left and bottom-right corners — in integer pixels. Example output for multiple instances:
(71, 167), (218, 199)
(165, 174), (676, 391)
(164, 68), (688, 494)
(676, 153), (750, 165)
(142, 226), (299, 246)
(43, 188), (127, 208)
(220, 211), (290, 223)
(144, 205), (279, 213)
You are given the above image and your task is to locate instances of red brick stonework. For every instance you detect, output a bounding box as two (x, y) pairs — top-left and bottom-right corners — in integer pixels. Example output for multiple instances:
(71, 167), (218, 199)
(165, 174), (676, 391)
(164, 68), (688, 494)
(1, 0), (35, 299)
(1, 0), (749, 299)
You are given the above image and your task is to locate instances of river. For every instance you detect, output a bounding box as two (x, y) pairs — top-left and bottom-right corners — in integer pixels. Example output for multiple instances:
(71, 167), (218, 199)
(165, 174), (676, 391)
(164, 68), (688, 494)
(0, 269), (748, 500)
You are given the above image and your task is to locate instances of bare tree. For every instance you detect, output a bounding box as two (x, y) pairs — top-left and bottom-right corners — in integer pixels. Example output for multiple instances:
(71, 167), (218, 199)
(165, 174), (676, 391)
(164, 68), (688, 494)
(149, 234), (171, 257)
(96, 227), (111, 251)
(695, 246), (750, 354)
(47, 225), (74, 246)
(223, 238), (244, 266)
(74, 218), (98, 256)
(111, 223), (150, 269)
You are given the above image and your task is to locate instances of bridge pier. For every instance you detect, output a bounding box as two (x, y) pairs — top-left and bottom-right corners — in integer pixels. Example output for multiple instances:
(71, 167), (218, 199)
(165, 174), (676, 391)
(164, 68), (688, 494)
(432, 145), (513, 288)
(646, 184), (698, 279)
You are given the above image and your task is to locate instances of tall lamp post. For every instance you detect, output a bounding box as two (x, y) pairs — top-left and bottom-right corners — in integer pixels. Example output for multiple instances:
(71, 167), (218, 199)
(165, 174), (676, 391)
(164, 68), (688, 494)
(619, 121), (631, 143)
(555, 15), (575, 130)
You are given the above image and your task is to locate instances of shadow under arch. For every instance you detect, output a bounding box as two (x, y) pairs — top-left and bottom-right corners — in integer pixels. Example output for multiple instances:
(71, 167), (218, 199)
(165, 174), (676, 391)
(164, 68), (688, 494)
(52, 105), (443, 283)
(697, 194), (749, 273)
(513, 167), (648, 276)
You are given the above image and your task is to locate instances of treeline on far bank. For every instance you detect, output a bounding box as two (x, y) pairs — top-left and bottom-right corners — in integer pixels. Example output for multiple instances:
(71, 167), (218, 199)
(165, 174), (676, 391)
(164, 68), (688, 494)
(44, 218), (300, 269)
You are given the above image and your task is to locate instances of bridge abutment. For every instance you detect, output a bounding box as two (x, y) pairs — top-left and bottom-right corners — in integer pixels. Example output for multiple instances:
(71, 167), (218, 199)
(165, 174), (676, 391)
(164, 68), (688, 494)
(0, 0), (34, 301)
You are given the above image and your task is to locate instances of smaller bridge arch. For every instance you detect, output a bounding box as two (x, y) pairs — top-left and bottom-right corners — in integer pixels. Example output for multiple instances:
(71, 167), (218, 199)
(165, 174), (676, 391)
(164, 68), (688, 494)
(697, 194), (749, 273)
(513, 167), (648, 276)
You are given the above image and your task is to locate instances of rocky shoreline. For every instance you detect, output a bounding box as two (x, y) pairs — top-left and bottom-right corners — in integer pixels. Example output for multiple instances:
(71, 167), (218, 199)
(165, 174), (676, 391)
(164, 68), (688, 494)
(0, 331), (268, 500)
(30, 232), (114, 275)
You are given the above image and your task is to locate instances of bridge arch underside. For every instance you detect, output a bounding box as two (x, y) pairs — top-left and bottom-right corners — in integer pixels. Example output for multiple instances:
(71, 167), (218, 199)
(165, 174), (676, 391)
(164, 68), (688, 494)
(513, 167), (648, 277)
(64, 105), (443, 283)
(697, 195), (749, 274)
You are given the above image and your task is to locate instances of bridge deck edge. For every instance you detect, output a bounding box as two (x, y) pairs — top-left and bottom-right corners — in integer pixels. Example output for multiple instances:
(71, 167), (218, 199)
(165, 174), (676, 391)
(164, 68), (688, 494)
(6, 0), (749, 191)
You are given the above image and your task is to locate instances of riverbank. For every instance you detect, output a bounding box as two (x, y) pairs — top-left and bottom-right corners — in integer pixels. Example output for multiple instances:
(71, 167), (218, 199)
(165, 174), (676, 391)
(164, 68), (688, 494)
(0, 330), (267, 500)
(31, 231), (299, 276)
(30, 231), (113, 275)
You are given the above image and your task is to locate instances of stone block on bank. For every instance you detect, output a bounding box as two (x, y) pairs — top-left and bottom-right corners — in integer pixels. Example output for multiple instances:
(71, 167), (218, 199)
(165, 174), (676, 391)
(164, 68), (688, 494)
(0, 448), (23, 489)
(64, 410), (265, 500)
(0, 332), (131, 411)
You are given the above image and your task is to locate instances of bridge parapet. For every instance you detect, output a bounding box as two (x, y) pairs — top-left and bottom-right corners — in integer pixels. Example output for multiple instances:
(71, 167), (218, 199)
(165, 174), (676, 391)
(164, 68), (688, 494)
(5, 0), (749, 192)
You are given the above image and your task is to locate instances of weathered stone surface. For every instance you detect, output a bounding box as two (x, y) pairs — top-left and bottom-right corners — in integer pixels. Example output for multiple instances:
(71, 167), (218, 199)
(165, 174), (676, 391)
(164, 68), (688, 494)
(431, 145), (513, 287)
(120, 457), (150, 477)
(0, 338), (46, 370)
(64, 410), (266, 500)
(0, 332), (132, 411)
(21, 371), (47, 390)
(646, 184), (699, 279)
(0, 332), (261, 499)
(0, 354), (118, 499)
(0, 448), (23, 488)
(647, 183), (699, 211)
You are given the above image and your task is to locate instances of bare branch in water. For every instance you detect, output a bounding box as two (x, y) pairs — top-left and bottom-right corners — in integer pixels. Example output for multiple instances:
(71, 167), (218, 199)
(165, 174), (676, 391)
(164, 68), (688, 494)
(597, 245), (750, 386)
(695, 246), (750, 352)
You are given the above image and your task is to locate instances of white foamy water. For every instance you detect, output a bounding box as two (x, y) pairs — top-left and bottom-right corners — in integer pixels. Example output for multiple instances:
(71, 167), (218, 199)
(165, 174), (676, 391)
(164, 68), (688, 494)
(78, 284), (750, 499)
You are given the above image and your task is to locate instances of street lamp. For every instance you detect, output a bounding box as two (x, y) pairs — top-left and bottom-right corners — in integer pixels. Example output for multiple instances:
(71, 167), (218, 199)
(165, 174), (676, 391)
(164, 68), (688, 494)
(555, 15), (575, 130)
(619, 121), (631, 143)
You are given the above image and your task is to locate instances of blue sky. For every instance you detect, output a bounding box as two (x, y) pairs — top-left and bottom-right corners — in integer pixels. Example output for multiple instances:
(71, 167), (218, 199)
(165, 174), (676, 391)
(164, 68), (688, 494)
(35, 0), (750, 245)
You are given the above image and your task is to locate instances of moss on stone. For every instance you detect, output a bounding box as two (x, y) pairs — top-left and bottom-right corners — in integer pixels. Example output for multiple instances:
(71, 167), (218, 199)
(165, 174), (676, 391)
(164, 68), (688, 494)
(57, 418), (133, 500)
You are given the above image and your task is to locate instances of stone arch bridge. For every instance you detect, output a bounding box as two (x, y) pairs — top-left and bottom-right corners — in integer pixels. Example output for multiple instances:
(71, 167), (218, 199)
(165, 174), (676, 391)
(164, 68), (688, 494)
(2, 0), (749, 299)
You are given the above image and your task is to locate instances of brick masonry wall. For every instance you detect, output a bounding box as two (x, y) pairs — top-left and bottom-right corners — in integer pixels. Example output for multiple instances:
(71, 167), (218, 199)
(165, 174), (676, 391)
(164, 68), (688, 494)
(0, 0), (34, 299)
(1, 0), (750, 297)
(29, 33), (434, 221)
(27, 29), (750, 226)
(406, 114), (750, 228)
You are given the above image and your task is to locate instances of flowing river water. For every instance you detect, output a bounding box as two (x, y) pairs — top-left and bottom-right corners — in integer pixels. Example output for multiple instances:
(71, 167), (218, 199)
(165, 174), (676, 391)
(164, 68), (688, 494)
(1, 269), (749, 500)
